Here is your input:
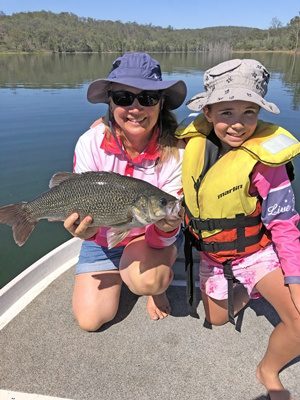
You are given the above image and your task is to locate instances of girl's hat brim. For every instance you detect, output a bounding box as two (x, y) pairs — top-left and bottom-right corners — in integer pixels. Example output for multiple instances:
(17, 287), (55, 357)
(87, 77), (187, 110)
(186, 88), (280, 114)
(186, 59), (280, 114)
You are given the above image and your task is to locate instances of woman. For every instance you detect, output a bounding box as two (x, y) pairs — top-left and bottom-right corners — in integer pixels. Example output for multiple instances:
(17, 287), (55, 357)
(64, 52), (187, 331)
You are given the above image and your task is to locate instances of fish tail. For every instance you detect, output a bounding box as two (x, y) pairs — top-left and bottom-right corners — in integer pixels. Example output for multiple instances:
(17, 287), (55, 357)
(0, 203), (37, 246)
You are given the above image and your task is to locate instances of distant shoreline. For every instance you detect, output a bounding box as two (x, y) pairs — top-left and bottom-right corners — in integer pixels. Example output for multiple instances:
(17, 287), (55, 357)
(0, 50), (299, 55)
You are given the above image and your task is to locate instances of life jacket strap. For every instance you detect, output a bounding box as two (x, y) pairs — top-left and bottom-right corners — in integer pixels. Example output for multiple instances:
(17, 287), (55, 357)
(184, 227), (195, 308)
(190, 213), (261, 231)
(223, 260), (240, 325)
(194, 228), (265, 253)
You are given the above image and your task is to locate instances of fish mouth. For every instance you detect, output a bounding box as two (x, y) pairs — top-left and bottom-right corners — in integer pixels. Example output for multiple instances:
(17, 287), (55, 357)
(165, 200), (182, 219)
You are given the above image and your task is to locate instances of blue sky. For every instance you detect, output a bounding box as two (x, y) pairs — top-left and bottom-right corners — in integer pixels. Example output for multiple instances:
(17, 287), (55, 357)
(1, 0), (299, 29)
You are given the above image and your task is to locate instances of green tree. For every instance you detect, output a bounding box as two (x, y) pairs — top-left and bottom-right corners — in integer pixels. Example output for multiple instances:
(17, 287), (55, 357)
(288, 13), (300, 53)
(270, 17), (282, 29)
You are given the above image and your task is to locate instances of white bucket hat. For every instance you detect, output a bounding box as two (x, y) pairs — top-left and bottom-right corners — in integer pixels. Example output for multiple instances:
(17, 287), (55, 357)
(186, 59), (280, 114)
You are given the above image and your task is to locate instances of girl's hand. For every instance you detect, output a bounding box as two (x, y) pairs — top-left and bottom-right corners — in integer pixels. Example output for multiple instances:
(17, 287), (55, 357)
(289, 284), (300, 314)
(64, 213), (99, 240)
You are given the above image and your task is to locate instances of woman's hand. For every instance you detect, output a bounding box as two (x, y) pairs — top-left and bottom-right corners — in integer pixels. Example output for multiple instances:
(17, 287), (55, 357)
(154, 206), (184, 233)
(64, 213), (99, 240)
(289, 283), (300, 314)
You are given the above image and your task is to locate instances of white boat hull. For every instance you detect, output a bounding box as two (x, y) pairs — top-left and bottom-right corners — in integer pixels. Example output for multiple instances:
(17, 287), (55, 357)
(0, 237), (82, 330)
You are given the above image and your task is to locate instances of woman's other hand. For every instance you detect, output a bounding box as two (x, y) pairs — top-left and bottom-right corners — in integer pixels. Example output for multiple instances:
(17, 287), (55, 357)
(154, 205), (184, 233)
(64, 213), (99, 240)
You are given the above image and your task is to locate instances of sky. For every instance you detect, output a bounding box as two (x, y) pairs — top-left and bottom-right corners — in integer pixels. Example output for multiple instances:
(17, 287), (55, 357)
(1, 0), (299, 30)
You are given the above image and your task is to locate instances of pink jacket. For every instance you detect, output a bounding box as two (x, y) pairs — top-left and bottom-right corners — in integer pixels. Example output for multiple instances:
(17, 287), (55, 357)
(73, 118), (184, 248)
(250, 162), (300, 284)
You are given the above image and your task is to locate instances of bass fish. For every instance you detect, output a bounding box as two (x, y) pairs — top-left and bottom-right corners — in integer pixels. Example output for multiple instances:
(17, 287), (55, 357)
(0, 171), (181, 249)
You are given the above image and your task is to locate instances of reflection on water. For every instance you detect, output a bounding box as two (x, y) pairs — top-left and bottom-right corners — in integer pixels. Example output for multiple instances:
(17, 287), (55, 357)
(0, 52), (299, 287)
(1, 52), (300, 101)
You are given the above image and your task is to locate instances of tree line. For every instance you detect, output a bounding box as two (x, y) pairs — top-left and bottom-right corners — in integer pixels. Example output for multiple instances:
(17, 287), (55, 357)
(0, 11), (299, 53)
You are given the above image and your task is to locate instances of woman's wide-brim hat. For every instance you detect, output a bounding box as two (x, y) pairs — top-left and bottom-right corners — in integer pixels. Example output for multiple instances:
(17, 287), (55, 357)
(186, 59), (280, 114)
(87, 52), (187, 110)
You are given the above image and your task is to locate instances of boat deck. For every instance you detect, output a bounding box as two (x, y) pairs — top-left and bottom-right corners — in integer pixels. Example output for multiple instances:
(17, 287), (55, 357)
(0, 241), (299, 400)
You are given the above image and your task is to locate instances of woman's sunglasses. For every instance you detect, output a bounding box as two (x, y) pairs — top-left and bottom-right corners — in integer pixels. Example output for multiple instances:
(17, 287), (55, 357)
(108, 90), (163, 107)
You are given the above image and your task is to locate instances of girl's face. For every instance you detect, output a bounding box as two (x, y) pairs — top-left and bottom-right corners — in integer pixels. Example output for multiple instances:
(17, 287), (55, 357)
(203, 100), (260, 150)
(109, 84), (161, 141)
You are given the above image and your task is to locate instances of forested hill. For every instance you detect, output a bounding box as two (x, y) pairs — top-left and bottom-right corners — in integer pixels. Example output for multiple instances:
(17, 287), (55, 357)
(0, 11), (299, 53)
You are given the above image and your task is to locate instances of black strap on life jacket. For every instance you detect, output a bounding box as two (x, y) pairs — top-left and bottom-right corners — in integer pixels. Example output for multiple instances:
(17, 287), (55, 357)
(184, 227), (195, 308)
(184, 226), (240, 325)
(193, 227), (265, 253)
(190, 213), (261, 231)
(183, 130), (220, 312)
(188, 212), (265, 253)
(222, 260), (240, 325)
(286, 161), (295, 182)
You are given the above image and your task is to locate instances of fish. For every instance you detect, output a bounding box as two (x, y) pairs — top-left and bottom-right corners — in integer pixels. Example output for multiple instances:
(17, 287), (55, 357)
(0, 171), (181, 249)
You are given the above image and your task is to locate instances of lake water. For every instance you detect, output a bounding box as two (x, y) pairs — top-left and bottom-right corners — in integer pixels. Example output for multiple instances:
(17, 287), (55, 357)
(0, 52), (299, 288)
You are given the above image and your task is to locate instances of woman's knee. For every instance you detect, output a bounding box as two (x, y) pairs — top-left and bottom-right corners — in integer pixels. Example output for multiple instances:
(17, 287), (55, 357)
(72, 271), (122, 331)
(74, 306), (118, 332)
(125, 267), (173, 295)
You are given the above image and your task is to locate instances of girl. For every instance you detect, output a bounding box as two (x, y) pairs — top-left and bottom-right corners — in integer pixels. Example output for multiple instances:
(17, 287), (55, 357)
(178, 59), (300, 400)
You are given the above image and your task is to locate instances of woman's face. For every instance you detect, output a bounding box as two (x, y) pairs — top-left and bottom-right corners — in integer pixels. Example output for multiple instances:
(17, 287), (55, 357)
(203, 100), (260, 150)
(109, 84), (162, 140)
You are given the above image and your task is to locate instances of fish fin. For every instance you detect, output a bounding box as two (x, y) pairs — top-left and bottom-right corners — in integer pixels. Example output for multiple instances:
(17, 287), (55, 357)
(49, 172), (78, 188)
(106, 228), (130, 249)
(0, 203), (37, 246)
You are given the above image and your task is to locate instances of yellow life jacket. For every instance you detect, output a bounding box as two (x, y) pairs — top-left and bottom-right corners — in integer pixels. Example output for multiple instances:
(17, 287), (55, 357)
(176, 113), (300, 261)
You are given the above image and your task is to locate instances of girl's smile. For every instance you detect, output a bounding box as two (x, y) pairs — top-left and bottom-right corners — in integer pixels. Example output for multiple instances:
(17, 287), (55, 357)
(203, 100), (260, 151)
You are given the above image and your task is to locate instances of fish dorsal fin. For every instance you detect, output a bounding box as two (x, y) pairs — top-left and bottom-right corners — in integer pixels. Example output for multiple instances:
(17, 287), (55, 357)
(49, 172), (77, 188)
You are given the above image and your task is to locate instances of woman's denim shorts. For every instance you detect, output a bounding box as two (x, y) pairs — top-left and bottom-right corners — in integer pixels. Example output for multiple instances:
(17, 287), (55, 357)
(76, 229), (184, 275)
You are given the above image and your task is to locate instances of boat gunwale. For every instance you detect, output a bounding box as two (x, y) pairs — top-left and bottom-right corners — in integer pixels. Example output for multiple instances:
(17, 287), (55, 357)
(0, 237), (81, 330)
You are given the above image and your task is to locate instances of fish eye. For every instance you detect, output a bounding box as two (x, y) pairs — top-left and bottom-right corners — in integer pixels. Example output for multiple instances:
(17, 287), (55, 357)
(159, 197), (167, 207)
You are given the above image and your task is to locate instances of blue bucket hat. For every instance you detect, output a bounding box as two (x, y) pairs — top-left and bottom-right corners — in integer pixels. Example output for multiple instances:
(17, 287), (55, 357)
(87, 52), (187, 110)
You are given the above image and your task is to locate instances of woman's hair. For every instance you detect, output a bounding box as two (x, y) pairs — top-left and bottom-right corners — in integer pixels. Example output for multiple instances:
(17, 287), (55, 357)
(158, 105), (179, 164)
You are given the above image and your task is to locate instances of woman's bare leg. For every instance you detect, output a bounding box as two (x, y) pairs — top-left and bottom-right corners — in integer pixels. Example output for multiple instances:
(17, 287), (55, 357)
(119, 235), (178, 320)
(72, 270), (122, 331)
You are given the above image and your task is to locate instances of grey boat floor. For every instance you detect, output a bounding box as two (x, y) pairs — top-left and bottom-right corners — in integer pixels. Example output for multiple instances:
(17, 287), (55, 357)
(1, 255), (299, 400)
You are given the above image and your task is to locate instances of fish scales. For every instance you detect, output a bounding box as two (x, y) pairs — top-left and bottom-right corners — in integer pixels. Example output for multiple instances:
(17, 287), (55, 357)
(0, 171), (181, 247)
(26, 172), (139, 225)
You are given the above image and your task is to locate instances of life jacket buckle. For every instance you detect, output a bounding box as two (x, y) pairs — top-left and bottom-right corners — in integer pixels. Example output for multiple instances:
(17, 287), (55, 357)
(190, 219), (200, 232)
(205, 218), (216, 232)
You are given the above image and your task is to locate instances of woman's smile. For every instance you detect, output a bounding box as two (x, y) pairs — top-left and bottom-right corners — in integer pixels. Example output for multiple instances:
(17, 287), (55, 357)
(126, 115), (147, 124)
